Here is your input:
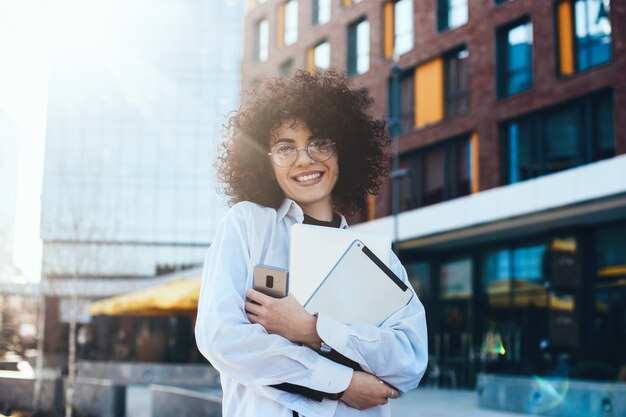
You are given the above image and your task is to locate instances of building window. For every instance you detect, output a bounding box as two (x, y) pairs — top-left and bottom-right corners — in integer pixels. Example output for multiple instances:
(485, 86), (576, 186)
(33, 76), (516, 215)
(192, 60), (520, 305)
(255, 19), (269, 62)
(399, 71), (415, 132)
(390, 46), (468, 132)
(597, 223), (626, 281)
(313, 0), (330, 25)
(481, 242), (549, 367)
(394, 0), (414, 55)
(415, 59), (444, 128)
(387, 68), (414, 134)
(284, 0), (298, 46)
(503, 89), (614, 184)
(497, 19), (533, 98)
(438, 0), (468, 32)
(406, 261), (431, 304)
(384, 0), (414, 58)
(347, 19), (370, 75)
(444, 47), (469, 118)
(441, 258), (473, 299)
(575, 0), (611, 70)
(400, 134), (471, 210)
(308, 40), (330, 71)
(280, 59), (293, 77)
(556, 0), (611, 76)
(592, 222), (626, 375)
(483, 244), (546, 289)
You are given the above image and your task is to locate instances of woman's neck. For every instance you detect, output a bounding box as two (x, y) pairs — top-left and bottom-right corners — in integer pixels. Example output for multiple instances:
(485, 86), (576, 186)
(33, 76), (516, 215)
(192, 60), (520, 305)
(300, 203), (333, 222)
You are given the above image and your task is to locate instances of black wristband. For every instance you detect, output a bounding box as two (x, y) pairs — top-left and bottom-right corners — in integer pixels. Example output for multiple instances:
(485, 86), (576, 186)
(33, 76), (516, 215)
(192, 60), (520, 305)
(326, 389), (346, 401)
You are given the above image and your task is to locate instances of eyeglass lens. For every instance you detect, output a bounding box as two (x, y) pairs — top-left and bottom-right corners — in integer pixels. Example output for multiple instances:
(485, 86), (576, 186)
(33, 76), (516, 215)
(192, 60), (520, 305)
(271, 140), (334, 167)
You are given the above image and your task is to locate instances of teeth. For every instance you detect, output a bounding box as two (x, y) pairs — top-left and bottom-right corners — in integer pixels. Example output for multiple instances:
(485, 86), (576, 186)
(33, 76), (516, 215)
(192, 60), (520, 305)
(296, 172), (321, 182)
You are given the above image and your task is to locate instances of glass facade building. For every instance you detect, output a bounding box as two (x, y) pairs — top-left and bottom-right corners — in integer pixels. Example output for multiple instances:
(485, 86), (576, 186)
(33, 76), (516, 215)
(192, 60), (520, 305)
(41, 0), (243, 279)
(0, 114), (20, 282)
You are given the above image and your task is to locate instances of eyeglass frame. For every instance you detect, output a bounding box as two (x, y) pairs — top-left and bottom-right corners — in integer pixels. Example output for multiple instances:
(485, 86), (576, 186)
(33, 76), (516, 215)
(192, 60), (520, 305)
(267, 139), (336, 167)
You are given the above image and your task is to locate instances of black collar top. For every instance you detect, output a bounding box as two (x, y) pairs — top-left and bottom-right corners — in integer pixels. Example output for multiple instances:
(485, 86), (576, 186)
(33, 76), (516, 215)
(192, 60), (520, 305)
(302, 212), (342, 229)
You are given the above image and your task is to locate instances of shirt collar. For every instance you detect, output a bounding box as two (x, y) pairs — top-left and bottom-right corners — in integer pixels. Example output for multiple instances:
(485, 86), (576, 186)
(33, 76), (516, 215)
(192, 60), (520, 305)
(276, 198), (348, 229)
(276, 199), (304, 224)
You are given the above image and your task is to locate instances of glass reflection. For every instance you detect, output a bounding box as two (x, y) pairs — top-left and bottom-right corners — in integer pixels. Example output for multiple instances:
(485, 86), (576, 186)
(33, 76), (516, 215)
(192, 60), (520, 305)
(575, 0), (611, 70)
(394, 0), (414, 55)
(448, 0), (468, 29)
(506, 22), (533, 96)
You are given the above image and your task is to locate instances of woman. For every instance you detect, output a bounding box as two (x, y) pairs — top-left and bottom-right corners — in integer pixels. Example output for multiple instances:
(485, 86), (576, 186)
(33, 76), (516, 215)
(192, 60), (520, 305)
(195, 70), (427, 417)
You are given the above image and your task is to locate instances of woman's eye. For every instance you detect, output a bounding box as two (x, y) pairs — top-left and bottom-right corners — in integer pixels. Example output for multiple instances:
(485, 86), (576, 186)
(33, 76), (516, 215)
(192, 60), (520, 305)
(311, 139), (332, 150)
(276, 145), (295, 154)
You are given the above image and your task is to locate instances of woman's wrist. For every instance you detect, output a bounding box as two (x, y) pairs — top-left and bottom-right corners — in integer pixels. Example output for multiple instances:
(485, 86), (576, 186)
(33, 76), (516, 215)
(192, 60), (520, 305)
(301, 314), (323, 350)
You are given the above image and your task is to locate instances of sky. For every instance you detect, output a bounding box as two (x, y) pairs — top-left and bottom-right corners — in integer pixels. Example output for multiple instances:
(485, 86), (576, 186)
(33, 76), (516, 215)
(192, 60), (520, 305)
(0, 1), (52, 282)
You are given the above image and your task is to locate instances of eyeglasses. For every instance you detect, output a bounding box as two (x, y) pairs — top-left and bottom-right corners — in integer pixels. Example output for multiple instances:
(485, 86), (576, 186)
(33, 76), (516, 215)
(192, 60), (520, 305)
(268, 138), (336, 167)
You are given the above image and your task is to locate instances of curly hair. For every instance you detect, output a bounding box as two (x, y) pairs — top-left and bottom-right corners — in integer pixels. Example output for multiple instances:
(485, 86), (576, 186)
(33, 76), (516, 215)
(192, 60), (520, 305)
(216, 70), (389, 217)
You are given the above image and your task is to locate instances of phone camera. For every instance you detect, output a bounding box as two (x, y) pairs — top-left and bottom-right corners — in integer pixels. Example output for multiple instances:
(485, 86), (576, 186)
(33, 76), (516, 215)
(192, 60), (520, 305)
(266, 275), (274, 288)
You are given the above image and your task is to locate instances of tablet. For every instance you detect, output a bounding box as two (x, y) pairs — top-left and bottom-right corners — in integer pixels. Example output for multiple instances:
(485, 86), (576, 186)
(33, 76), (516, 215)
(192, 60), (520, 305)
(304, 240), (414, 326)
(289, 224), (391, 304)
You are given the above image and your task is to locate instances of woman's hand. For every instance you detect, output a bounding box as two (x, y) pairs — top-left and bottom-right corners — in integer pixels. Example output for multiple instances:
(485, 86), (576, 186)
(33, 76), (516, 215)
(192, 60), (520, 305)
(341, 371), (399, 410)
(245, 289), (322, 349)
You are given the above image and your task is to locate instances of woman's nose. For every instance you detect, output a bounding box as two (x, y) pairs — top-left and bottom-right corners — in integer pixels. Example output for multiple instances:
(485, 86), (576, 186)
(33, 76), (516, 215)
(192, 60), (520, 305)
(294, 146), (314, 165)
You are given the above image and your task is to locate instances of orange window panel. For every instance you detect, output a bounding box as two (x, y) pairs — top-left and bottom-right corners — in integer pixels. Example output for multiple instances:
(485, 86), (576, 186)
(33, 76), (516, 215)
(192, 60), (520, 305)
(383, 2), (394, 58)
(277, 3), (285, 47)
(471, 132), (480, 194)
(307, 47), (315, 72)
(557, 0), (575, 76)
(415, 58), (444, 128)
(343, 0), (352, 7)
(367, 194), (376, 221)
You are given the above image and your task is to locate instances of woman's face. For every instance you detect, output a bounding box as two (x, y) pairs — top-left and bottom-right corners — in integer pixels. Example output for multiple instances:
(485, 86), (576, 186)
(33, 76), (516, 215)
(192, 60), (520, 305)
(269, 119), (339, 220)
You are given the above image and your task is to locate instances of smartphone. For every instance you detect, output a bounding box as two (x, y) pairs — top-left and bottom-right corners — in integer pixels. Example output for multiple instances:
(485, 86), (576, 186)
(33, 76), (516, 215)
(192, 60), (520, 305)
(253, 265), (289, 298)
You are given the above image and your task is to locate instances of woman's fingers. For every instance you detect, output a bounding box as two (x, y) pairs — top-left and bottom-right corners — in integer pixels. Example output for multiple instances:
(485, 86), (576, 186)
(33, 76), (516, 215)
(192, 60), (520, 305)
(245, 300), (263, 316)
(245, 288), (272, 304)
(342, 371), (399, 410)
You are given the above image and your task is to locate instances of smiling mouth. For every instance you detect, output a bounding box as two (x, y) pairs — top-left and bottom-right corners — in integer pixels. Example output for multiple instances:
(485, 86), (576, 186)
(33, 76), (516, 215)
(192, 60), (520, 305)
(294, 172), (323, 183)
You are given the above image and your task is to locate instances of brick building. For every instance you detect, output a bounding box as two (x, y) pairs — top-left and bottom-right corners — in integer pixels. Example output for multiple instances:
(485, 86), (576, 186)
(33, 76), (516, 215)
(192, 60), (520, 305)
(241, 0), (626, 387)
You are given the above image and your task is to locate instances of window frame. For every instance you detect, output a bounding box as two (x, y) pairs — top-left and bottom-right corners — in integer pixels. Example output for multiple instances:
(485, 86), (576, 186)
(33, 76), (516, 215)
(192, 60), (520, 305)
(569, 0), (612, 73)
(393, 0), (414, 56)
(313, 40), (331, 70)
(443, 46), (469, 119)
(255, 19), (269, 62)
(399, 134), (472, 211)
(496, 16), (534, 99)
(283, 0), (299, 46)
(347, 17), (370, 75)
(437, 0), (469, 32)
(312, 0), (331, 26)
(280, 58), (294, 77)
(501, 89), (615, 185)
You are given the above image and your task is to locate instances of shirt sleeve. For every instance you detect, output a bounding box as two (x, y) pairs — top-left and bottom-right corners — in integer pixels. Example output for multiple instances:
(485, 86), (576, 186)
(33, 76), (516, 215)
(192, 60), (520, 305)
(314, 252), (428, 394)
(194, 205), (353, 412)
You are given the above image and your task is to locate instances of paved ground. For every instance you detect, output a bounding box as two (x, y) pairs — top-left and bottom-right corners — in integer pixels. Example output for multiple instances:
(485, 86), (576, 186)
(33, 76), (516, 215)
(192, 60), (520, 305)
(391, 388), (523, 417)
(127, 385), (152, 417)
(126, 385), (524, 417)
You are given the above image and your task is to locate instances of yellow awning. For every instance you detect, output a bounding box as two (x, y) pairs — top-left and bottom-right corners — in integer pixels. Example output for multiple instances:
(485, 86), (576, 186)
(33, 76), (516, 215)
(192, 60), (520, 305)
(89, 277), (201, 316)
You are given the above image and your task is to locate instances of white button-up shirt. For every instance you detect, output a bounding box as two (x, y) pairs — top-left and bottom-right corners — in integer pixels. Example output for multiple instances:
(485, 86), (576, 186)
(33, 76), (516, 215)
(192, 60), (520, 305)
(195, 199), (428, 417)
